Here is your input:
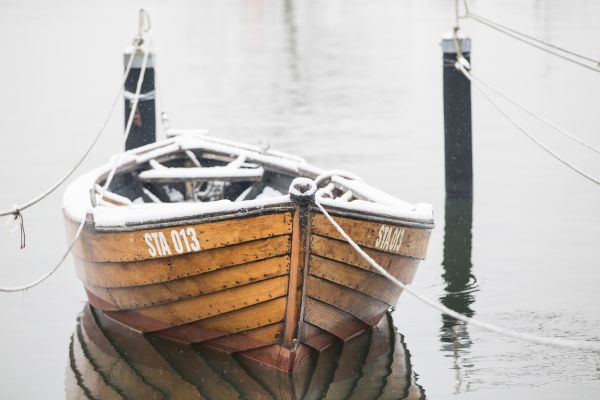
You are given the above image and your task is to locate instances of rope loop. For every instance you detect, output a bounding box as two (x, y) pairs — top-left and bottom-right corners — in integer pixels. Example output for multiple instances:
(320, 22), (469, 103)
(132, 9), (152, 46)
(0, 13), (152, 292)
(138, 9), (152, 35)
(12, 208), (26, 249)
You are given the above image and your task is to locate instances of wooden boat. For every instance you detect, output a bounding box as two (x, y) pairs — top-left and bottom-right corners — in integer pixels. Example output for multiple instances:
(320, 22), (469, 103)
(63, 130), (433, 372)
(66, 303), (426, 399)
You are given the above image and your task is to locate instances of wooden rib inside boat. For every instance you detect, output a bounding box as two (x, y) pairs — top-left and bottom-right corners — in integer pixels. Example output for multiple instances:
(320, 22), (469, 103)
(63, 131), (434, 372)
(66, 303), (426, 400)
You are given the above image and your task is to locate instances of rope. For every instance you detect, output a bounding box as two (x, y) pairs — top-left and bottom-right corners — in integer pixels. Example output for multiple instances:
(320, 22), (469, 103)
(0, 43), (150, 292)
(0, 57), (133, 217)
(464, 6), (600, 65)
(314, 200), (600, 351)
(466, 70), (600, 155)
(13, 209), (26, 249)
(464, 8), (600, 73)
(457, 63), (600, 186)
(0, 53), (136, 219)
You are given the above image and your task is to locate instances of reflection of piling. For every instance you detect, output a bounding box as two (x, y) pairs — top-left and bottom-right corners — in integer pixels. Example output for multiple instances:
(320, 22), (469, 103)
(124, 48), (156, 150)
(440, 196), (475, 392)
(442, 33), (472, 199)
(441, 197), (474, 320)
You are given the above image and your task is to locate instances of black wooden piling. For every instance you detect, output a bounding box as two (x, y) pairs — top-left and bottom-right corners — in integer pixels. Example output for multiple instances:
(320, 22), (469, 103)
(442, 33), (472, 198)
(124, 48), (156, 150)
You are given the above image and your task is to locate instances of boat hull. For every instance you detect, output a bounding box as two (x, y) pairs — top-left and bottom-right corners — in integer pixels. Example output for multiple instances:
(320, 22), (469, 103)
(65, 204), (431, 372)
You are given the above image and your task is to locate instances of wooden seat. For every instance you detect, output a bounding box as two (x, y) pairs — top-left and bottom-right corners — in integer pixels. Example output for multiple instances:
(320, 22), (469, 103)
(138, 166), (264, 183)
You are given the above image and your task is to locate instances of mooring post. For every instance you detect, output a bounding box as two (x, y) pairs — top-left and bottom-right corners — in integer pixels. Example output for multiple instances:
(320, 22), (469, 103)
(123, 47), (156, 150)
(441, 31), (472, 198)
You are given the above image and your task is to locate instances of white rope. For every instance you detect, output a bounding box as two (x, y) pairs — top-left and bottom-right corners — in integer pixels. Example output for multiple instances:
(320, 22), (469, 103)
(314, 200), (600, 351)
(123, 89), (155, 101)
(0, 54), (137, 218)
(0, 47), (150, 292)
(457, 63), (600, 186)
(463, 7), (600, 74)
(466, 70), (600, 155)
(462, 3), (600, 66)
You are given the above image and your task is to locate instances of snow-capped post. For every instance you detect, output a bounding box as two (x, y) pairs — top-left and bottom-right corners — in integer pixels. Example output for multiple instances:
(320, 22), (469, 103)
(124, 12), (156, 150)
(289, 178), (317, 207)
(441, 31), (472, 199)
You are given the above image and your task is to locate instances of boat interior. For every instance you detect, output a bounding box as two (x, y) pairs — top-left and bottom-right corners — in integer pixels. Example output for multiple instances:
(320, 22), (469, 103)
(96, 135), (357, 209)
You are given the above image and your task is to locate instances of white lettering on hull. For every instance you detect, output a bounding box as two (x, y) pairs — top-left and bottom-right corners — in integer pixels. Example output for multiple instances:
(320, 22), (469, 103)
(374, 225), (405, 253)
(144, 227), (201, 257)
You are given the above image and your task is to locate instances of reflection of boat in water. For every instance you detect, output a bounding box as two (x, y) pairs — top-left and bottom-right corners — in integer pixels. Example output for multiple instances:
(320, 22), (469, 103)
(66, 304), (425, 399)
(63, 133), (433, 371)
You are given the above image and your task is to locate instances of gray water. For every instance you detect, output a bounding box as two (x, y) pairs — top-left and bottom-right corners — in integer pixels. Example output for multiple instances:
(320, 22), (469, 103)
(1, 0), (599, 398)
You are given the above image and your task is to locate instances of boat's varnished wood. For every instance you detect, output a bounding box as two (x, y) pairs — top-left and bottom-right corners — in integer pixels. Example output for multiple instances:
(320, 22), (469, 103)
(71, 212), (292, 262)
(202, 323), (282, 353)
(303, 298), (368, 340)
(86, 288), (120, 311)
(311, 213), (431, 259)
(283, 209), (303, 349)
(156, 297), (287, 343)
(147, 335), (241, 400)
(85, 255), (290, 310)
(302, 323), (339, 352)
(309, 255), (402, 305)
(311, 235), (419, 280)
(75, 235), (291, 288)
(103, 275), (288, 330)
(306, 276), (389, 326)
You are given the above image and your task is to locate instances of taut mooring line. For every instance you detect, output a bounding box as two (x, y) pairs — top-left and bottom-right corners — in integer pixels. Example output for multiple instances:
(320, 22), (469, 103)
(462, 2), (600, 65)
(465, 70), (600, 156)
(457, 63), (600, 186)
(0, 51), (136, 220)
(0, 15), (151, 292)
(462, 1), (600, 74)
(314, 200), (600, 351)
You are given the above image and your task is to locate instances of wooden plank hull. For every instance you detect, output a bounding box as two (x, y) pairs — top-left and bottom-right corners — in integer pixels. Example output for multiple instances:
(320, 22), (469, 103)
(66, 305), (426, 399)
(65, 203), (431, 373)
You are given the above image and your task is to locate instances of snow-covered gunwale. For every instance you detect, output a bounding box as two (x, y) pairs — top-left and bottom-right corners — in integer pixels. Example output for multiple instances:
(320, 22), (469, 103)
(62, 130), (433, 372)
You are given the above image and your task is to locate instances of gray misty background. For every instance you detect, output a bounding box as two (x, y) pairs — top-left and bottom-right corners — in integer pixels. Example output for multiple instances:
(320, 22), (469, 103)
(0, 0), (599, 398)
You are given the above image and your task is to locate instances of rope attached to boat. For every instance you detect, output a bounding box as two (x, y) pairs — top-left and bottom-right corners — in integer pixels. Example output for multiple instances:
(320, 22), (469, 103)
(464, 70), (600, 156)
(0, 50), (136, 223)
(0, 27), (151, 293)
(312, 197), (600, 351)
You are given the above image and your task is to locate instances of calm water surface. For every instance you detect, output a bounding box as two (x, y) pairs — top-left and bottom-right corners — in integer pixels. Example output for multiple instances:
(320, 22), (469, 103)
(0, 0), (599, 398)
